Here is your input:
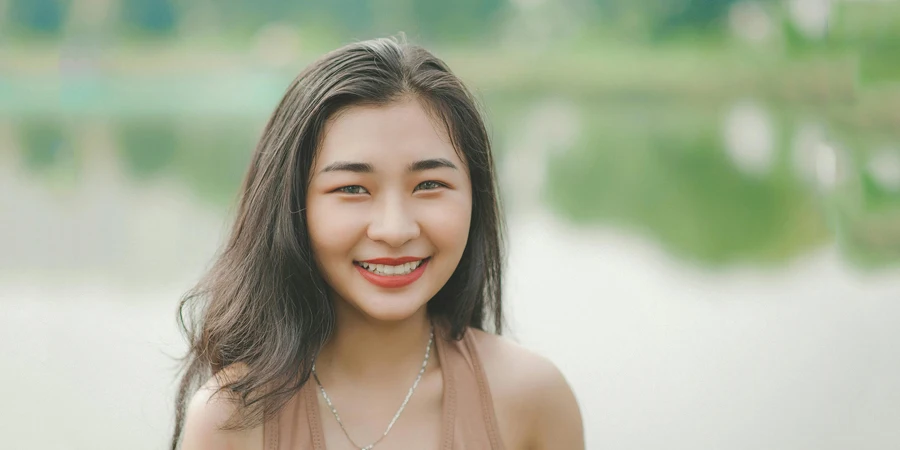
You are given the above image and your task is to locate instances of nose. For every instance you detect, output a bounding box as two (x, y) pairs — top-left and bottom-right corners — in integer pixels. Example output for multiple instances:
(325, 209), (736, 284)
(367, 195), (420, 248)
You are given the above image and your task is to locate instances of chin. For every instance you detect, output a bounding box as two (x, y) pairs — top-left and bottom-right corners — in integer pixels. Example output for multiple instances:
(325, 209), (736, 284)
(349, 290), (431, 323)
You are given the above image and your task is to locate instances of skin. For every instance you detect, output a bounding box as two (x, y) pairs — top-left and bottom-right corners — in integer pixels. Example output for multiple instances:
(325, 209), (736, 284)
(180, 98), (584, 450)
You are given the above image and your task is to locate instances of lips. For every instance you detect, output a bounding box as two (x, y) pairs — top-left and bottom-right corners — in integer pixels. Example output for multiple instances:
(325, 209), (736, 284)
(354, 257), (430, 288)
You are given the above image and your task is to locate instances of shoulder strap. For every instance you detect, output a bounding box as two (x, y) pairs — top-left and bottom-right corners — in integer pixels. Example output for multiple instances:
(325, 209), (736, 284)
(439, 328), (505, 449)
(462, 330), (505, 450)
(262, 385), (314, 450)
(263, 406), (280, 450)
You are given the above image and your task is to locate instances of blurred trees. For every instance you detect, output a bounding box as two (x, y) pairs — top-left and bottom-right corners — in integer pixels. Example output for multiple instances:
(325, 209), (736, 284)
(5, 0), (899, 53)
(589, 0), (782, 39)
(201, 0), (504, 42)
(8, 0), (69, 35)
(120, 0), (176, 34)
(5, 0), (774, 42)
(5, 0), (898, 267)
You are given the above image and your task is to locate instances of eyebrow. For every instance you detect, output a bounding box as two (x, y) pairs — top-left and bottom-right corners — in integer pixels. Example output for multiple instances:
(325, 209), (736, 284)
(320, 158), (458, 174)
(408, 158), (458, 172)
(320, 161), (373, 173)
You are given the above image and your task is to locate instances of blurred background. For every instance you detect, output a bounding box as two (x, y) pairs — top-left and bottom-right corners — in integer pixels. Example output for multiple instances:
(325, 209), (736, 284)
(2, 0), (900, 449)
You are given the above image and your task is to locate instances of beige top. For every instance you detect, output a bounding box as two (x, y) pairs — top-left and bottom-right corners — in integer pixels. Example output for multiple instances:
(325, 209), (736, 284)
(263, 327), (506, 449)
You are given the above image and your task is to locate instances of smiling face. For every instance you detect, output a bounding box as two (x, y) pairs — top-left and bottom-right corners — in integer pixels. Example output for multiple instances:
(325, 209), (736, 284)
(306, 98), (473, 323)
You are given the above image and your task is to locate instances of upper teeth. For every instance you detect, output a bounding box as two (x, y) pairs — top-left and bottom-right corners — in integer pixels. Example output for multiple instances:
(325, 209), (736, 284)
(359, 260), (424, 276)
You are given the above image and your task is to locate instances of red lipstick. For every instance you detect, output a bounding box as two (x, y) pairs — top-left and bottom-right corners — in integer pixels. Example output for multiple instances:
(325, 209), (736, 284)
(354, 257), (429, 289)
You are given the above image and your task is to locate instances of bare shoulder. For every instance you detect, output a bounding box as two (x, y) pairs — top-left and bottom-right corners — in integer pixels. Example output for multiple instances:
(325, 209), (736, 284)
(179, 363), (263, 450)
(469, 329), (585, 450)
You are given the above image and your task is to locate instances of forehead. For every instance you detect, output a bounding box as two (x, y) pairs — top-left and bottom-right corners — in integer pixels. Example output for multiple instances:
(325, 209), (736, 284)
(315, 98), (464, 168)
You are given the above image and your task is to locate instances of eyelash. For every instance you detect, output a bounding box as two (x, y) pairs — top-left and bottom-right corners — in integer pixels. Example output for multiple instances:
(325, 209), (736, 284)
(415, 181), (447, 191)
(336, 185), (368, 195)
(333, 181), (447, 195)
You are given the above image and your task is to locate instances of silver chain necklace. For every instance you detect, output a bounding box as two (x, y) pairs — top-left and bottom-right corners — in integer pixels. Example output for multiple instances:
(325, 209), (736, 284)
(311, 326), (434, 450)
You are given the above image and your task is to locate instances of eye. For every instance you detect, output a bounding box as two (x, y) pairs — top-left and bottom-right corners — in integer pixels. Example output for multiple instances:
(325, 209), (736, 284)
(415, 181), (446, 191)
(335, 185), (369, 195)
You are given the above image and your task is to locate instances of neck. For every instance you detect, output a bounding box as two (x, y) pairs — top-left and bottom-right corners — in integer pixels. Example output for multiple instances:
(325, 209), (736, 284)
(315, 300), (435, 383)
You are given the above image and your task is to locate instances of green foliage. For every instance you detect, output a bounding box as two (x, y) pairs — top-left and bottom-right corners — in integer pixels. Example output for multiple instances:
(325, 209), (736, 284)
(837, 2), (900, 84)
(655, 0), (740, 34)
(117, 121), (178, 179)
(120, 0), (177, 34)
(822, 128), (900, 267)
(8, 0), (68, 36)
(541, 101), (830, 265)
(5, 0), (898, 268)
(113, 119), (253, 204)
(859, 44), (900, 85)
(20, 120), (67, 171)
(18, 120), (81, 190)
(200, 0), (503, 42)
(410, 0), (504, 42)
(172, 121), (255, 206)
(589, 0), (777, 40)
(206, 0), (325, 35)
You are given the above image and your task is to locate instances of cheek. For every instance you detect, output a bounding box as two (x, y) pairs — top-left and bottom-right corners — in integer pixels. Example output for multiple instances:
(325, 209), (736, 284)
(306, 196), (365, 262)
(421, 193), (472, 252)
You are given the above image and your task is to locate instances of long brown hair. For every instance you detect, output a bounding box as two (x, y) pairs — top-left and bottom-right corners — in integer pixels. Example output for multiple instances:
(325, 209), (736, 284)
(170, 35), (504, 449)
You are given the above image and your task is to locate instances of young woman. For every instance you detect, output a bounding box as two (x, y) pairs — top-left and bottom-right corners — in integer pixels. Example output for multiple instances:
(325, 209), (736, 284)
(172, 36), (584, 450)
